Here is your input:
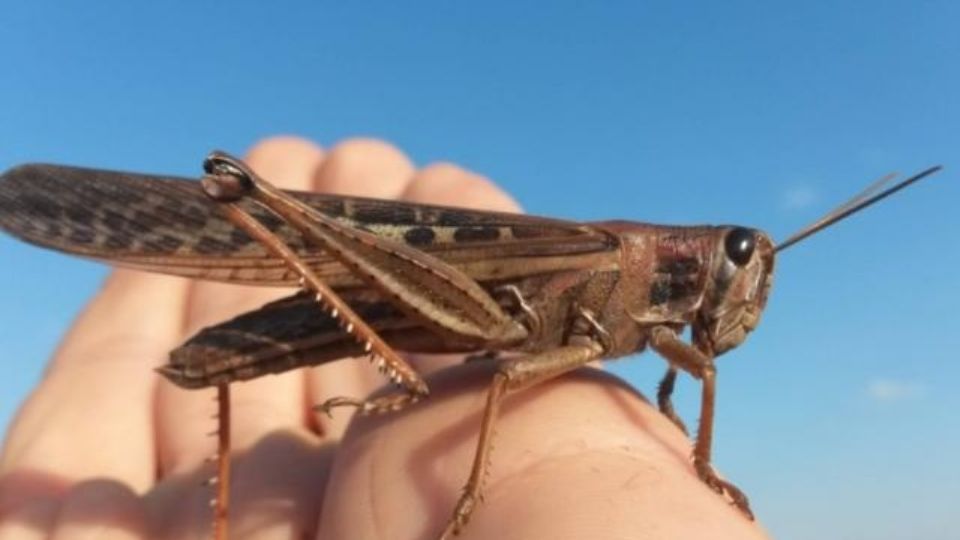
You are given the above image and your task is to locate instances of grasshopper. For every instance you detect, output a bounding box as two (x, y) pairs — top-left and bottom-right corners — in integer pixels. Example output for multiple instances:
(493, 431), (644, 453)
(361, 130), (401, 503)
(0, 151), (942, 539)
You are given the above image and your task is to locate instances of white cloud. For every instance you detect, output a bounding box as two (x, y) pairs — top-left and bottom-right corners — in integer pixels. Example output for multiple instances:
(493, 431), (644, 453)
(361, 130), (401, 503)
(865, 378), (925, 402)
(782, 185), (818, 210)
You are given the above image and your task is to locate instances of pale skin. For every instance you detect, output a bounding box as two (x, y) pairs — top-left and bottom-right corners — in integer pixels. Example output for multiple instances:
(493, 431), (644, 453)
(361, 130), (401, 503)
(0, 137), (771, 539)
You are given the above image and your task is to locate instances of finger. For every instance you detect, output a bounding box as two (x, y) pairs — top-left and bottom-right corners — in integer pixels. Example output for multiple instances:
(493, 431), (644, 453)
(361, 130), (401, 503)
(157, 136), (325, 470)
(402, 162), (521, 212)
(310, 137), (415, 197)
(303, 138), (417, 438)
(50, 480), (146, 540)
(320, 363), (769, 539)
(154, 137), (328, 538)
(0, 270), (188, 492)
(0, 492), (57, 540)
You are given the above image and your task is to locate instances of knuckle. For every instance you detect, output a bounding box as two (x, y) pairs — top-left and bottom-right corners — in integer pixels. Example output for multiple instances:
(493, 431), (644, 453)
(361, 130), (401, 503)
(316, 138), (414, 196)
(323, 138), (412, 174)
(246, 136), (319, 162)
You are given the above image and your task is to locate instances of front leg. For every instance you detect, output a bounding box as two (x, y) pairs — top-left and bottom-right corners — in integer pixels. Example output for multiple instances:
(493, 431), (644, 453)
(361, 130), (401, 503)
(649, 325), (753, 519)
(656, 366), (688, 435)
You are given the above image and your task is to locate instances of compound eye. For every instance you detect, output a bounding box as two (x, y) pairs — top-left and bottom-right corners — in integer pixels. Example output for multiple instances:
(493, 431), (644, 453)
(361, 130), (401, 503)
(724, 227), (756, 266)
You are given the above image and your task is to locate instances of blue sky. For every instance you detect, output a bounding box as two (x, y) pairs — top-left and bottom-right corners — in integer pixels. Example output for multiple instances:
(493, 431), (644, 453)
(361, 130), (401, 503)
(1, 2), (957, 538)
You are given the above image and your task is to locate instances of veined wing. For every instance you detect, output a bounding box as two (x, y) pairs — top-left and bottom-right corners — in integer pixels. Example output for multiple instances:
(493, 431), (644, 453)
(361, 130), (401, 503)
(0, 163), (617, 286)
(165, 291), (478, 388)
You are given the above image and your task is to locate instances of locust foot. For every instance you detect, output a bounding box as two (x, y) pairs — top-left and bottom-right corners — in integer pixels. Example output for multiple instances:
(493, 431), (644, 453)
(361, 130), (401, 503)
(439, 491), (479, 540)
(315, 392), (424, 418)
(694, 457), (753, 519)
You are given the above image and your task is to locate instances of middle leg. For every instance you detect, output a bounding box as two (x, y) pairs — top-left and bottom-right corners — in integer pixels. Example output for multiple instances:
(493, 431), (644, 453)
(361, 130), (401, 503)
(439, 341), (604, 539)
(656, 366), (689, 435)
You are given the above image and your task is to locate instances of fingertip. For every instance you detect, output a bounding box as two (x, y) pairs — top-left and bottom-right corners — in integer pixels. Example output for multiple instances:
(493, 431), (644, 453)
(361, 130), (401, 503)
(244, 136), (325, 190)
(467, 450), (767, 540)
(320, 364), (691, 539)
(0, 497), (57, 540)
(52, 480), (146, 540)
(404, 162), (522, 212)
(246, 135), (324, 162)
(313, 138), (415, 197)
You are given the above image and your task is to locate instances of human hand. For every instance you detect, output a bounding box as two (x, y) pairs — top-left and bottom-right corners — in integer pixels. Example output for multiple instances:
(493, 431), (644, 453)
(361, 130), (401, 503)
(0, 137), (771, 539)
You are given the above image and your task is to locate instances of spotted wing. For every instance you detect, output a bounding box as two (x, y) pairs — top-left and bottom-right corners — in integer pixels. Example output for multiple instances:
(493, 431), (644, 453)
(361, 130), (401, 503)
(165, 291), (481, 388)
(0, 163), (615, 286)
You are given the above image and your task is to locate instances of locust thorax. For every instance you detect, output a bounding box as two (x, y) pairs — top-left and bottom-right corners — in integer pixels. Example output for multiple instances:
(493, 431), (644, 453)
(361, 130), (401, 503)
(694, 227), (775, 355)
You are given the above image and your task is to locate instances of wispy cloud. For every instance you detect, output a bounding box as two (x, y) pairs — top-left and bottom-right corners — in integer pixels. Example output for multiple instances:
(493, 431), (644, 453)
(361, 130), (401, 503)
(865, 378), (925, 402)
(782, 185), (818, 210)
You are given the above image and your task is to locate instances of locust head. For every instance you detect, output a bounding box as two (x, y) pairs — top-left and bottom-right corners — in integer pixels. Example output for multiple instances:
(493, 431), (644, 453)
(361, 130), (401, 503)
(695, 227), (775, 355)
(695, 165), (943, 356)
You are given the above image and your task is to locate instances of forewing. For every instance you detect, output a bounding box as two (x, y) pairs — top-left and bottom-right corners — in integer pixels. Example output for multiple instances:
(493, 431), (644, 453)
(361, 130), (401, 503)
(0, 163), (615, 285)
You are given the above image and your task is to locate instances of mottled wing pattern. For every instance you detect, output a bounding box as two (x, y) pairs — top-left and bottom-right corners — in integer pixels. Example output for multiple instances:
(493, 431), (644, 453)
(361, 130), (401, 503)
(167, 290), (488, 387)
(0, 163), (303, 282)
(0, 163), (615, 285)
(167, 292), (404, 386)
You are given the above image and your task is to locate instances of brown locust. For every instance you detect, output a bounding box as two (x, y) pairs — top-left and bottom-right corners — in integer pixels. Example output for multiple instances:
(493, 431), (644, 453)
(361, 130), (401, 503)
(0, 151), (941, 538)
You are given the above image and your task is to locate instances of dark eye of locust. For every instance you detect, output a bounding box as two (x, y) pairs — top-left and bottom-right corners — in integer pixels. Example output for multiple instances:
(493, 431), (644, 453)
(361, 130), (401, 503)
(724, 227), (756, 266)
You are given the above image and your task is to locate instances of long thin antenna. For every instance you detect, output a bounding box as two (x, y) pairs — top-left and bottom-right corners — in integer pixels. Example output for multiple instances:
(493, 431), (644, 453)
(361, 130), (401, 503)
(775, 165), (943, 253)
(828, 171), (899, 217)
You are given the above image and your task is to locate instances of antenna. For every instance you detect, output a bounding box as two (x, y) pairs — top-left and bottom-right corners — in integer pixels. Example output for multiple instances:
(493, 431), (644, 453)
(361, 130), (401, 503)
(775, 166), (943, 253)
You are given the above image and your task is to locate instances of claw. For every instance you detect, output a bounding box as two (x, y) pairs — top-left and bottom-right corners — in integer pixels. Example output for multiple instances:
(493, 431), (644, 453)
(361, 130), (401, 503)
(315, 396), (364, 418)
(693, 458), (754, 519)
(439, 493), (477, 540)
(316, 392), (424, 420)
